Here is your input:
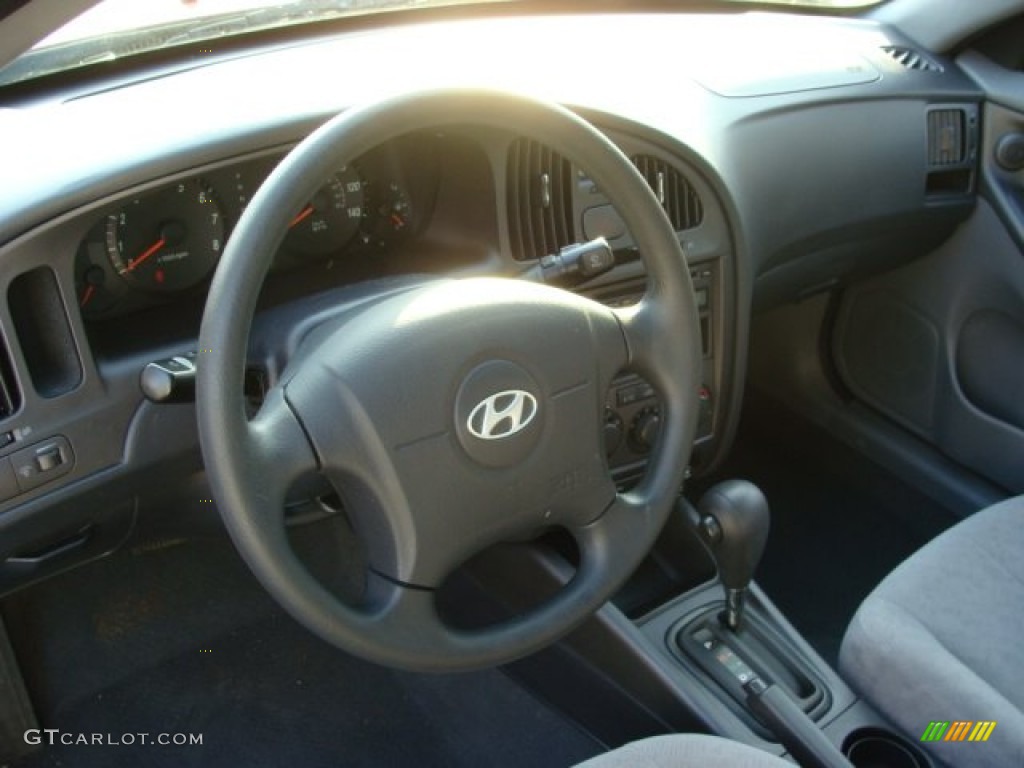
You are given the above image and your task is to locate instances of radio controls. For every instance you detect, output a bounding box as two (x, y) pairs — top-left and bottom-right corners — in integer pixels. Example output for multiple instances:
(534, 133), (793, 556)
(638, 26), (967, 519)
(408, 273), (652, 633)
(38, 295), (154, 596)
(616, 380), (656, 407)
(603, 409), (624, 456)
(629, 407), (662, 454)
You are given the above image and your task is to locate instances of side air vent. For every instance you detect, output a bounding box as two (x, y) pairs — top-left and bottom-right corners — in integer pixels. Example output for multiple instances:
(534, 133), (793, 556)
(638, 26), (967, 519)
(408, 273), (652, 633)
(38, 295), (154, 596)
(925, 105), (976, 197)
(0, 331), (21, 421)
(507, 138), (574, 261)
(881, 45), (942, 73)
(632, 155), (704, 232)
(927, 109), (966, 166)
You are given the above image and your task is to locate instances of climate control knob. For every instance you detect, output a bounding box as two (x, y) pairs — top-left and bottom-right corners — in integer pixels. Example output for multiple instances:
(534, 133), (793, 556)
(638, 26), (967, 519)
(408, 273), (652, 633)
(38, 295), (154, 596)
(629, 407), (662, 454)
(603, 408), (624, 456)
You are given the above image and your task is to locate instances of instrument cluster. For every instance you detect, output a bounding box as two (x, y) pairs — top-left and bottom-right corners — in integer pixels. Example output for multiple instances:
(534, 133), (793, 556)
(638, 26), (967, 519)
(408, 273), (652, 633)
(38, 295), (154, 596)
(75, 137), (432, 320)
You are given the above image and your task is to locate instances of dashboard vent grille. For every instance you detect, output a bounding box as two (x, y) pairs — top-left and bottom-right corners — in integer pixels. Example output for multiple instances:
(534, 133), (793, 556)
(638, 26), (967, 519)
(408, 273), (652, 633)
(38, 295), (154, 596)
(881, 46), (943, 73)
(0, 332), (20, 421)
(507, 138), (575, 261)
(632, 155), (704, 231)
(927, 109), (966, 166)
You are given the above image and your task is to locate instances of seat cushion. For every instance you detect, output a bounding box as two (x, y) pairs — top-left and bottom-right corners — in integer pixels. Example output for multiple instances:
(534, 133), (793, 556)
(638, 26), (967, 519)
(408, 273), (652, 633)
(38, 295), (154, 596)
(840, 495), (1024, 768)
(573, 734), (790, 768)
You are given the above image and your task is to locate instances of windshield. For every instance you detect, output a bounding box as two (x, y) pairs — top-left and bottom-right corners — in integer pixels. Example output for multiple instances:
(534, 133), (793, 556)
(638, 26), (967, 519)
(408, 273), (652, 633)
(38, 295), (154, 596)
(35, 0), (502, 49)
(0, 0), (883, 88)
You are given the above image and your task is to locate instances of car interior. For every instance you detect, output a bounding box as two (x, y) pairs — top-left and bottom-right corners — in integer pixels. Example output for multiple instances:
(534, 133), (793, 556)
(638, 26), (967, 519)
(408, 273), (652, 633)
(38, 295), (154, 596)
(0, 0), (1022, 766)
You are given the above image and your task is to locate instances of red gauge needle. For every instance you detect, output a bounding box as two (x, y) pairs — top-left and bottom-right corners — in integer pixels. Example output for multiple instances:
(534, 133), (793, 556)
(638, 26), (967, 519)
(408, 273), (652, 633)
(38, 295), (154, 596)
(127, 237), (166, 272)
(289, 205), (314, 228)
(391, 213), (405, 228)
(79, 284), (95, 308)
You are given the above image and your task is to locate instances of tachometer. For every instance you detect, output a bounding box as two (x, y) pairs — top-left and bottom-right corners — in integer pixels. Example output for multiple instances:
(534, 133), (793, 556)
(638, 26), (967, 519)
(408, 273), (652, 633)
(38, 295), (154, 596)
(107, 179), (225, 292)
(284, 166), (365, 256)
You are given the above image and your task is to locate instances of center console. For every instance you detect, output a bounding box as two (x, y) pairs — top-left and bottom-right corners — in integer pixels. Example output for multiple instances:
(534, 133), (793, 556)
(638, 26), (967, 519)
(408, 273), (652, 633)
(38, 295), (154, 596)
(490, 145), (922, 760)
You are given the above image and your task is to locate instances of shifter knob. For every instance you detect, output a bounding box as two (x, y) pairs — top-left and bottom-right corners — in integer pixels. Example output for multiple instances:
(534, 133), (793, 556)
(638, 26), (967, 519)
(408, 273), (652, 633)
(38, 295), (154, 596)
(693, 479), (770, 631)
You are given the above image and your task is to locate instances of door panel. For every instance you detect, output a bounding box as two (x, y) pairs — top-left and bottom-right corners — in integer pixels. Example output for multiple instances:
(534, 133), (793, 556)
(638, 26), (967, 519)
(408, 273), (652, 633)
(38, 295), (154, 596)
(833, 197), (1024, 494)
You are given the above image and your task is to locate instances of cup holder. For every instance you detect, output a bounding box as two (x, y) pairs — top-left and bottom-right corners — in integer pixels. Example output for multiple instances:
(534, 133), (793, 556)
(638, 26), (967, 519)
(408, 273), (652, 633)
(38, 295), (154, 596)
(843, 728), (930, 768)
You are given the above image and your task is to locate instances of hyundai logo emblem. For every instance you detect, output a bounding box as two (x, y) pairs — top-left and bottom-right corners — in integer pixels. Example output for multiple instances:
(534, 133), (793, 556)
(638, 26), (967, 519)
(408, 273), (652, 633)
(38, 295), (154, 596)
(467, 390), (538, 440)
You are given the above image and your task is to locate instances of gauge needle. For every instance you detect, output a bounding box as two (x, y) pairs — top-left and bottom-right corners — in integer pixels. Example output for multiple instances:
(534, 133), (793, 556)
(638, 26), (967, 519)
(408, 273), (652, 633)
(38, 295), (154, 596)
(391, 213), (405, 228)
(289, 205), (314, 228)
(127, 237), (166, 272)
(79, 284), (95, 308)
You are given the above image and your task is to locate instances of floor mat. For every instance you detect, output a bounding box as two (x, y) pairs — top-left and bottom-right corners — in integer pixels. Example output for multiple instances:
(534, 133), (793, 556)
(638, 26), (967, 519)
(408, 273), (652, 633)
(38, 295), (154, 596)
(693, 392), (958, 666)
(4, 531), (602, 768)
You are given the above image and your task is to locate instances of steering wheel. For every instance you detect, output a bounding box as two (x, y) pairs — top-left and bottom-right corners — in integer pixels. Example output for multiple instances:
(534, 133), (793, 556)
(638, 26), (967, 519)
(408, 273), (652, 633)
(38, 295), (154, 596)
(197, 89), (701, 672)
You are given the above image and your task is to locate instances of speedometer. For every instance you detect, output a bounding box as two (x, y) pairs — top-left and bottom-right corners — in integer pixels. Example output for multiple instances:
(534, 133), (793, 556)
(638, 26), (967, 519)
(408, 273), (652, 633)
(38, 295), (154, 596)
(284, 166), (365, 256)
(107, 179), (225, 293)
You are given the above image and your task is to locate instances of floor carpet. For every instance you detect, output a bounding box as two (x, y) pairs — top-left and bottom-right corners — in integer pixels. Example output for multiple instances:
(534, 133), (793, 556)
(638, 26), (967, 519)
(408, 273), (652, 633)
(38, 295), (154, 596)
(3, 527), (602, 768)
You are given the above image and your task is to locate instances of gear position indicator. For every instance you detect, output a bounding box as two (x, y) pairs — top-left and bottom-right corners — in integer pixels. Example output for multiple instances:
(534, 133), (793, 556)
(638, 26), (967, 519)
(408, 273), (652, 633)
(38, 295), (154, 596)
(694, 628), (758, 685)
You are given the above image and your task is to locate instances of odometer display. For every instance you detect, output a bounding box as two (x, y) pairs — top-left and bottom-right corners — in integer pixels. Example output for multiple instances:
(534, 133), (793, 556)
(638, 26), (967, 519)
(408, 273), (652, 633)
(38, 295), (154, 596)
(107, 179), (225, 293)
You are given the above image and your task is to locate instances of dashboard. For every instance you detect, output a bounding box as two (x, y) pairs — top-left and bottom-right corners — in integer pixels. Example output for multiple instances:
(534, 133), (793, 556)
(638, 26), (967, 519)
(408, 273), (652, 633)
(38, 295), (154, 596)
(73, 123), (729, 479)
(0, 10), (982, 594)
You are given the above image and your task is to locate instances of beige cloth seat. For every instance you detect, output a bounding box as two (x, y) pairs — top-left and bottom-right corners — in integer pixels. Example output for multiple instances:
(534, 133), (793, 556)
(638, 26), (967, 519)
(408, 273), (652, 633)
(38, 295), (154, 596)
(574, 734), (790, 767)
(840, 496), (1024, 768)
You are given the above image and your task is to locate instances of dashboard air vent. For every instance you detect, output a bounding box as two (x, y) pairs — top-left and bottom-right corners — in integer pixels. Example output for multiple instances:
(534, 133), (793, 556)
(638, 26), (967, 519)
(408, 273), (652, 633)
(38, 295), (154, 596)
(927, 109), (966, 166)
(0, 331), (20, 421)
(632, 155), (704, 232)
(881, 46), (942, 73)
(507, 138), (574, 261)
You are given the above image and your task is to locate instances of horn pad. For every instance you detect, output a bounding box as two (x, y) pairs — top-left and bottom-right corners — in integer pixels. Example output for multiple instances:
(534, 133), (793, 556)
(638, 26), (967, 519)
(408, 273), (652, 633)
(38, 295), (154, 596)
(455, 360), (544, 468)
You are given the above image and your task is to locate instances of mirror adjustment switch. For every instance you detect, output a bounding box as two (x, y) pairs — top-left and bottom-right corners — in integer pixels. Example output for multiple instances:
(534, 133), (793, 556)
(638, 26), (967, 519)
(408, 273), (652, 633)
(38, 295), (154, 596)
(35, 447), (61, 473)
(10, 436), (74, 492)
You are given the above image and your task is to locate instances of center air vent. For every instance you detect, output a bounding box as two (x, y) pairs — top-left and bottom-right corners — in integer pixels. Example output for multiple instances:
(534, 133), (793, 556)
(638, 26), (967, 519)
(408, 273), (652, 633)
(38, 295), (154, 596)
(632, 155), (704, 232)
(507, 138), (574, 261)
(881, 45), (942, 73)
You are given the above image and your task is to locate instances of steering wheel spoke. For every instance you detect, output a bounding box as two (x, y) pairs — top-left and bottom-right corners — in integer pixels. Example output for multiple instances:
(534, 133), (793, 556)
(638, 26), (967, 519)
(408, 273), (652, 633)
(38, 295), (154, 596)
(570, 492), (661, 589)
(589, 303), (632, 392)
(611, 298), (662, 376)
(246, 387), (320, 523)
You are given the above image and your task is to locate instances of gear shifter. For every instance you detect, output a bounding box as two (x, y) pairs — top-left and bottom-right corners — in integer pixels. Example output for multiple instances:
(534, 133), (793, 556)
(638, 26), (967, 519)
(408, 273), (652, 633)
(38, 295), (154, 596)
(689, 479), (770, 631)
